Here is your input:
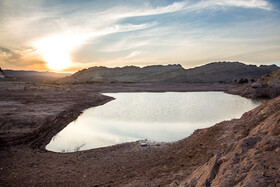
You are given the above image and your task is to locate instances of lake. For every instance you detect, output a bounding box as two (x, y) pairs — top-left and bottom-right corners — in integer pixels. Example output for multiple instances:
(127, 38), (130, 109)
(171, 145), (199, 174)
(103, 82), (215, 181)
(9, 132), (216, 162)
(46, 92), (264, 152)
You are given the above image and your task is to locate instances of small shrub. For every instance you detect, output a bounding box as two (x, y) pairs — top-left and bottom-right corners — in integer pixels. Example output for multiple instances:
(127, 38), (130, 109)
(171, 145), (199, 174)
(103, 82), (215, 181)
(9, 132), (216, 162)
(238, 78), (248, 84)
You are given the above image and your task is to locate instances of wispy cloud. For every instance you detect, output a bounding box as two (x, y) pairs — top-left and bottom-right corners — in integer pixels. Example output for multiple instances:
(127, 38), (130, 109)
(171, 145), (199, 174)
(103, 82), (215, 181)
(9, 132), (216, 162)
(124, 51), (142, 59)
(188, 0), (272, 11)
(112, 1), (188, 18)
(0, 0), (272, 46)
(100, 39), (151, 52)
(213, 0), (272, 10)
(103, 0), (272, 20)
(0, 0), (277, 71)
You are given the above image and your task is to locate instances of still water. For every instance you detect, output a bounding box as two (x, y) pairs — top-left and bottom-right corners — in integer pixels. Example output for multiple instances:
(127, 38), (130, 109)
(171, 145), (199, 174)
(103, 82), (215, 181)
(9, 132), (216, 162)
(46, 92), (264, 152)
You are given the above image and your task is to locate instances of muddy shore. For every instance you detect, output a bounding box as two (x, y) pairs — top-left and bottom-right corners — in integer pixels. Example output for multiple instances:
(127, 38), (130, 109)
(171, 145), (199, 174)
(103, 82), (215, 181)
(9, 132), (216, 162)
(0, 81), (279, 186)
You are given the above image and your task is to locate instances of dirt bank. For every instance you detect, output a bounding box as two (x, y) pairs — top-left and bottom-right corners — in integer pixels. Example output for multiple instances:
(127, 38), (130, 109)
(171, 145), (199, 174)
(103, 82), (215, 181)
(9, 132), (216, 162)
(0, 81), (113, 149)
(0, 81), (279, 186)
(227, 69), (280, 99)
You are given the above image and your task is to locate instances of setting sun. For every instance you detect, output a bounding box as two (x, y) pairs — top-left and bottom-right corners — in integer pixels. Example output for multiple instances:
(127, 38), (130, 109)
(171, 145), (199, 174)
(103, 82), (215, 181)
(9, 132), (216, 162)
(40, 48), (72, 71)
(35, 34), (85, 71)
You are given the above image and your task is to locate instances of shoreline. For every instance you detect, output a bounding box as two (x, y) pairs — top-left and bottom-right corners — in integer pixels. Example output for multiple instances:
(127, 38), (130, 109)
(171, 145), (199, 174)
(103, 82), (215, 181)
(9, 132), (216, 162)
(0, 81), (237, 149)
(46, 91), (265, 153)
(0, 81), (279, 186)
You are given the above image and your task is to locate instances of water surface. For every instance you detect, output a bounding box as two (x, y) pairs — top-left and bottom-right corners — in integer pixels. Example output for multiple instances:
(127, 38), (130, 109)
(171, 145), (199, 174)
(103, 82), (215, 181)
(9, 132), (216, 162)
(46, 92), (264, 152)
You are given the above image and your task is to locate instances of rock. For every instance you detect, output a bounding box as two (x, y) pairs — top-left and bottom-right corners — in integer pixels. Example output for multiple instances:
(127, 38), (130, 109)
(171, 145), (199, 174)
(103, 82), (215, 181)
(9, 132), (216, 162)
(0, 68), (5, 79)
(252, 83), (262, 88)
(140, 142), (148, 147)
(177, 96), (280, 187)
(183, 154), (221, 186)
(228, 69), (280, 98)
(169, 180), (180, 187)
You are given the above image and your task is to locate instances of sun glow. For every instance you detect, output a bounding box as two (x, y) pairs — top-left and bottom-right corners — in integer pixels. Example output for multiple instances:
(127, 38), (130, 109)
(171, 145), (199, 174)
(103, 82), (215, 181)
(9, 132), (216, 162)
(39, 46), (72, 70)
(35, 34), (86, 71)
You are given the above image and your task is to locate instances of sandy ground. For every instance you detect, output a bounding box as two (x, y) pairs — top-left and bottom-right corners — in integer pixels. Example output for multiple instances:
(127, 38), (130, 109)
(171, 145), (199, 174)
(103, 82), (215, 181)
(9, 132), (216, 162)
(0, 81), (279, 186)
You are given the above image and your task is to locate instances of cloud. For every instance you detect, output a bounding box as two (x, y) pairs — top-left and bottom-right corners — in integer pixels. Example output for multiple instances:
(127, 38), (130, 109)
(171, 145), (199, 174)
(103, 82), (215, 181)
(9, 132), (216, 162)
(118, 0), (273, 19)
(0, 0), (276, 71)
(0, 0), (272, 47)
(0, 47), (11, 53)
(124, 51), (142, 59)
(0, 46), (46, 69)
(103, 0), (272, 20)
(99, 22), (157, 36)
(187, 0), (272, 11)
(100, 39), (150, 52)
(112, 1), (187, 18)
(213, 0), (272, 10)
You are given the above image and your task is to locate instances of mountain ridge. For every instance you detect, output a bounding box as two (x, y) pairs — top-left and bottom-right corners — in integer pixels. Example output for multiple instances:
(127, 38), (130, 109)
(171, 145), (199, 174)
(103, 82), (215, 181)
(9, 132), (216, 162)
(2, 69), (71, 82)
(58, 61), (279, 84)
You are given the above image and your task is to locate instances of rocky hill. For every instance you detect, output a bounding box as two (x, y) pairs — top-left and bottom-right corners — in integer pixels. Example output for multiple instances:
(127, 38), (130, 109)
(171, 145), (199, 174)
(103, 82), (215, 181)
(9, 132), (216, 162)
(58, 62), (279, 84)
(59, 64), (184, 84)
(228, 68), (280, 99)
(179, 62), (278, 83)
(0, 68), (6, 79)
(170, 95), (280, 187)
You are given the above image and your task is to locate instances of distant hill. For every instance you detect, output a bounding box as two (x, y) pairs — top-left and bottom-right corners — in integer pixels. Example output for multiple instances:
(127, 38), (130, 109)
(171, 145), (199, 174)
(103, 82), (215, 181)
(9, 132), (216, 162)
(176, 62), (279, 83)
(58, 62), (279, 84)
(3, 69), (71, 82)
(59, 64), (184, 84)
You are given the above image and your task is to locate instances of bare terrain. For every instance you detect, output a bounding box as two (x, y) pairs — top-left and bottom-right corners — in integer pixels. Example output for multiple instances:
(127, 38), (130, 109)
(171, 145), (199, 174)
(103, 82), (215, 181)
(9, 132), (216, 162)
(228, 69), (280, 99)
(0, 78), (279, 186)
(2, 69), (70, 82)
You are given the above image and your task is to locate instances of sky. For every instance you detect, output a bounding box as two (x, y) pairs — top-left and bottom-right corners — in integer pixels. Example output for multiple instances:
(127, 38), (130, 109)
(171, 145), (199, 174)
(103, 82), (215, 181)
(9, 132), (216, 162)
(0, 0), (279, 72)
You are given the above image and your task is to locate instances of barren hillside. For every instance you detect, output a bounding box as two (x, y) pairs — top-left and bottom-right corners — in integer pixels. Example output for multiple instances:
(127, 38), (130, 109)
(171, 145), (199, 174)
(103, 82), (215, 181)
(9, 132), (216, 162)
(228, 69), (280, 98)
(58, 62), (279, 84)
